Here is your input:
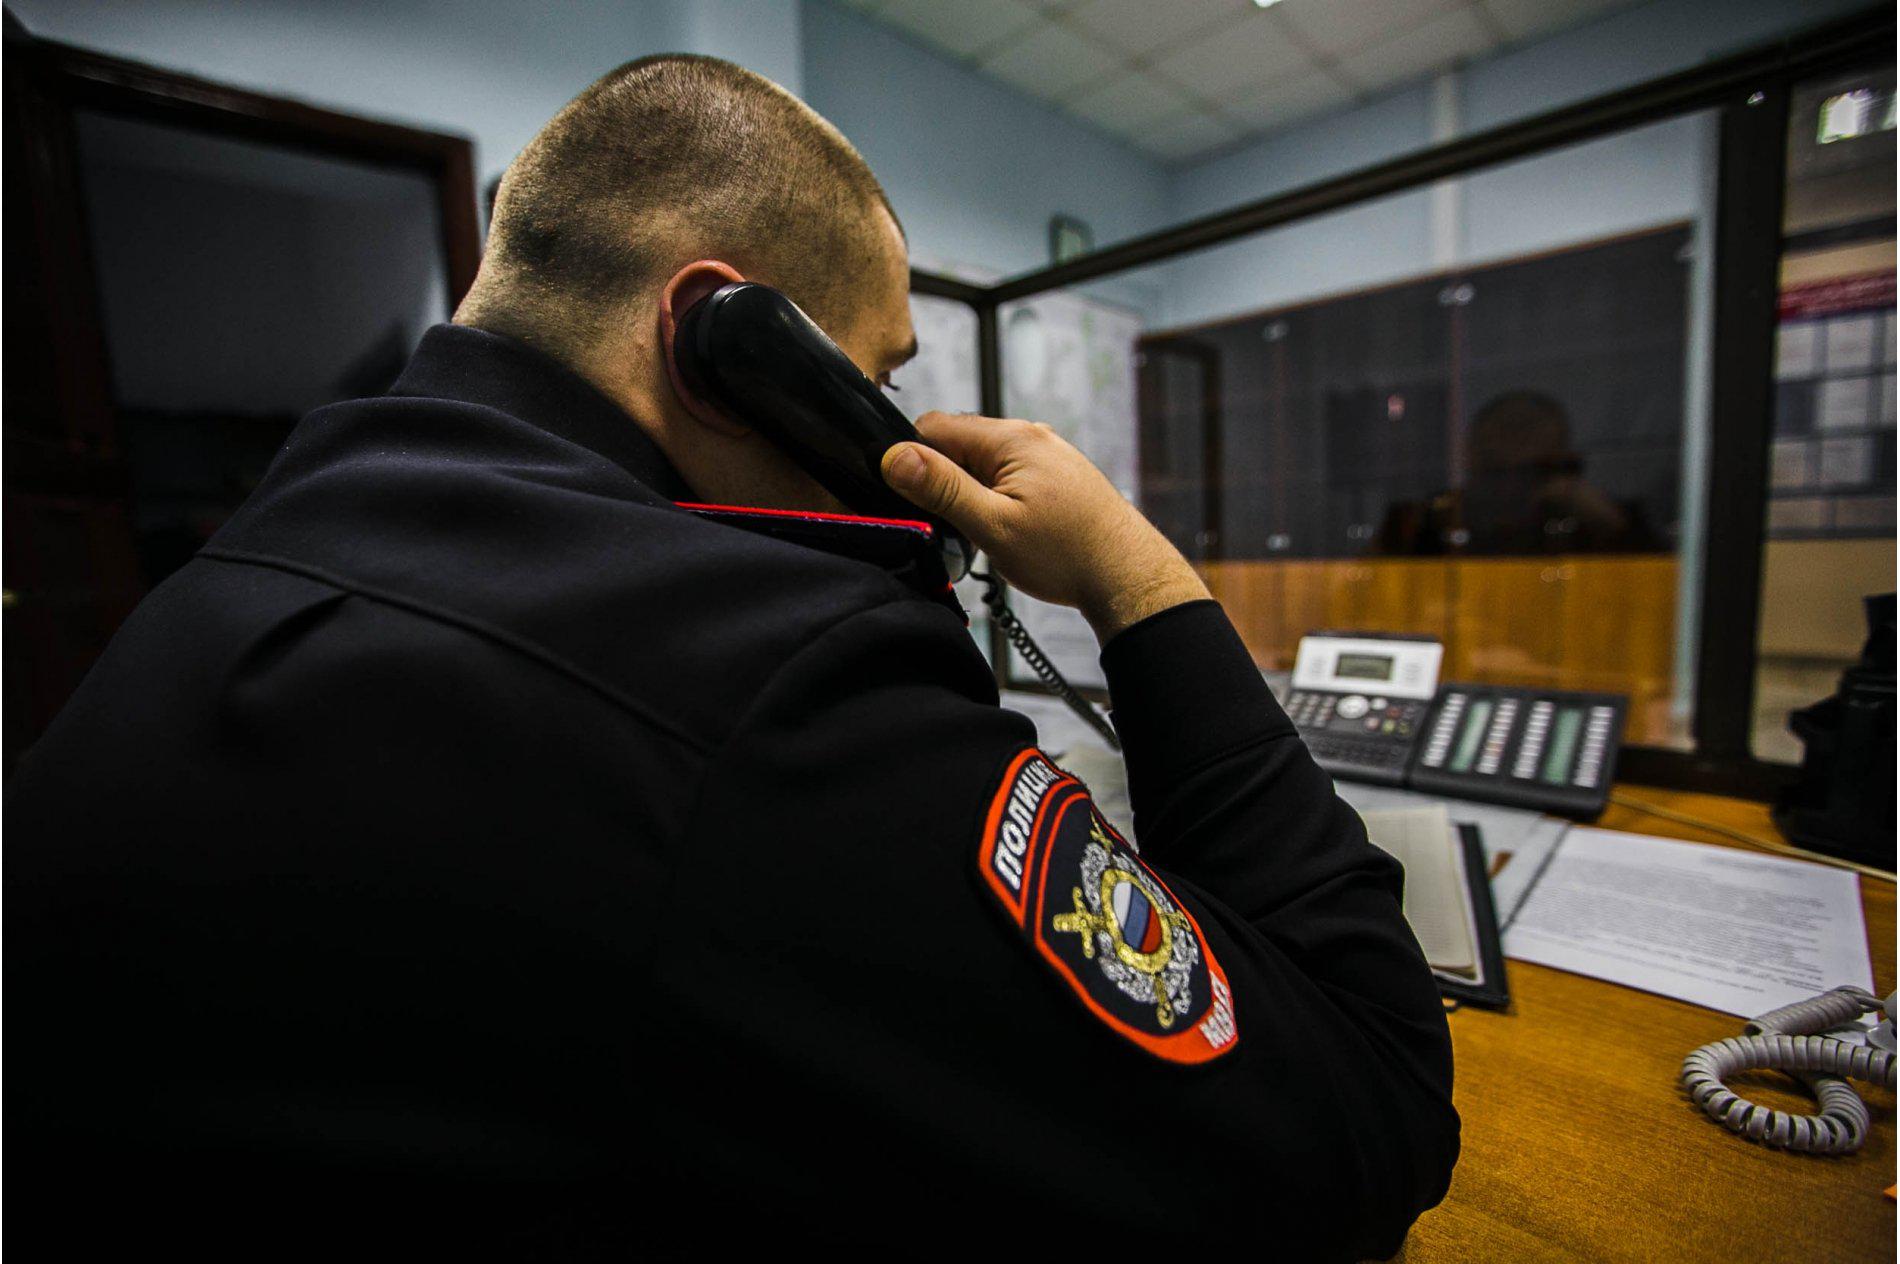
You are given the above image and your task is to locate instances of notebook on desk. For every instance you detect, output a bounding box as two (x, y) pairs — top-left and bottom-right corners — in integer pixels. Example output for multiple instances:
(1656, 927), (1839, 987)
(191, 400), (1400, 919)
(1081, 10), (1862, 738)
(1362, 804), (1511, 1010)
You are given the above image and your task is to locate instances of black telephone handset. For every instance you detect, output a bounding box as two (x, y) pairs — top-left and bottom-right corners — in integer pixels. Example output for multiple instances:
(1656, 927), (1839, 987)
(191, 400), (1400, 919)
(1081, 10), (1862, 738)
(673, 282), (1120, 751)
(673, 281), (972, 579)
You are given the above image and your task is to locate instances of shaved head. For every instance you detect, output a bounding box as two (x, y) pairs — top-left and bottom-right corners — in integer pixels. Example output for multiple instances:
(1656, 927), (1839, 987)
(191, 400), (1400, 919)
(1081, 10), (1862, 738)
(457, 54), (902, 360)
(454, 54), (916, 516)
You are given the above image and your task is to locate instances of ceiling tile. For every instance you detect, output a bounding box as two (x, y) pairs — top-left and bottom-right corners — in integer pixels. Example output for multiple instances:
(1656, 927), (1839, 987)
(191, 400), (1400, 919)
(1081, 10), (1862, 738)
(1152, 9), (1313, 103)
(1220, 69), (1354, 132)
(1334, 6), (1498, 95)
(1279, 0), (1467, 59)
(1066, 70), (1201, 134)
(979, 20), (1124, 103)
(1478, 0), (1640, 45)
(1141, 109), (1246, 162)
(877, 0), (1046, 60)
(1060, 0), (1243, 61)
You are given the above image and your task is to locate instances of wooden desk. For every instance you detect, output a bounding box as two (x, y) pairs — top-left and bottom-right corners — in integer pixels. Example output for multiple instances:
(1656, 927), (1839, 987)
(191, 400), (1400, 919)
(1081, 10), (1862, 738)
(1398, 786), (1896, 1262)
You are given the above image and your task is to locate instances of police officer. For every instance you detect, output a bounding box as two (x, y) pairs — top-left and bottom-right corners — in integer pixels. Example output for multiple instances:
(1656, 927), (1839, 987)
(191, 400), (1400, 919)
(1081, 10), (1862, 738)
(9, 54), (1456, 1254)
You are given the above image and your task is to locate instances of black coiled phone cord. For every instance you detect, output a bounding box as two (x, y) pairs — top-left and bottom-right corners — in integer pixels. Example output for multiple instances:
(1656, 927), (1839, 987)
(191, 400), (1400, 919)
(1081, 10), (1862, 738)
(972, 570), (1121, 752)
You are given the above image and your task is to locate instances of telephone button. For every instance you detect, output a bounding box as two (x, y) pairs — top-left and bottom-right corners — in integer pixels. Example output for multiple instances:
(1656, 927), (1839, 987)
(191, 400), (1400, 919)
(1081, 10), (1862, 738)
(1336, 695), (1369, 719)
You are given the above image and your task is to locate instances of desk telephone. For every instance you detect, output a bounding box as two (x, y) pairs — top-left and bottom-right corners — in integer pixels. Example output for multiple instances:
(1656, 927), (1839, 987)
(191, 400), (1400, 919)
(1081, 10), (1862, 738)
(672, 281), (1120, 748)
(1286, 631), (1628, 817)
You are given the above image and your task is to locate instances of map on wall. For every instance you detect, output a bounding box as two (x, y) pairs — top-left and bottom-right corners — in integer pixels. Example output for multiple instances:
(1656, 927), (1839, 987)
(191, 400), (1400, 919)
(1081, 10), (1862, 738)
(881, 287), (1145, 686)
(890, 292), (993, 664)
(888, 292), (981, 419)
(999, 289), (1145, 691)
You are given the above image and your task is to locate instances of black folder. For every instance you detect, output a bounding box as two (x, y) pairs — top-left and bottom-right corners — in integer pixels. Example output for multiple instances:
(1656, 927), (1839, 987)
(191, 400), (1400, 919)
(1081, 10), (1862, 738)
(1432, 823), (1511, 1011)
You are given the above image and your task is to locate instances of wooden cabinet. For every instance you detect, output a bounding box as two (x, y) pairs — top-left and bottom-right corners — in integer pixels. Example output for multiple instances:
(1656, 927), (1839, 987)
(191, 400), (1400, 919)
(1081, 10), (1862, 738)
(1278, 560), (1340, 660)
(1450, 556), (1676, 743)
(1333, 559), (1451, 642)
(1560, 558), (1675, 693)
(1449, 559), (1566, 687)
(1202, 555), (1678, 745)
(1560, 557), (1677, 744)
(1205, 558), (1449, 670)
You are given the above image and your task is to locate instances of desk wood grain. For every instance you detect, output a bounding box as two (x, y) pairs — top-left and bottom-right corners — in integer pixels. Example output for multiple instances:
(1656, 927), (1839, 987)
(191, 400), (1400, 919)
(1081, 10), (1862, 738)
(1397, 786), (1895, 1262)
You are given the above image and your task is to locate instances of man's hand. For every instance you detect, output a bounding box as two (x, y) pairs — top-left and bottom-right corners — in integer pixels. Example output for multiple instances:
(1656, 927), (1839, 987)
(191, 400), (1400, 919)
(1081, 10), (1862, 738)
(880, 411), (1209, 642)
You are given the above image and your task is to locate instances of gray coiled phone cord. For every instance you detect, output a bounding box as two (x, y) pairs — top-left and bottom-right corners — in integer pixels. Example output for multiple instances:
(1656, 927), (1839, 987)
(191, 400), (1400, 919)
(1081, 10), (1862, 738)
(1680, 986), (1895, 1154)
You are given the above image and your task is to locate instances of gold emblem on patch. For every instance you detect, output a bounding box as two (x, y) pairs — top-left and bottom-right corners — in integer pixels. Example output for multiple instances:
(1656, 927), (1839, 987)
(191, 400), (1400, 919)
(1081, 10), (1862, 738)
(1052, 820), (1194, 1027)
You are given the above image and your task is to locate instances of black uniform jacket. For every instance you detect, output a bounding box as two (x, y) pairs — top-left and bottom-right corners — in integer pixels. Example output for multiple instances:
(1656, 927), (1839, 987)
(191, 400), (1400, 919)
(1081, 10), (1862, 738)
(9, 325), (1457, 1255)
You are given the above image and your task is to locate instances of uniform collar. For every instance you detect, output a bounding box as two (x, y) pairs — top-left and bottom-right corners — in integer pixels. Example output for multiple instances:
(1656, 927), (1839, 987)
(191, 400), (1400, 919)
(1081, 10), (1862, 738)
(390, 323), (695, 501)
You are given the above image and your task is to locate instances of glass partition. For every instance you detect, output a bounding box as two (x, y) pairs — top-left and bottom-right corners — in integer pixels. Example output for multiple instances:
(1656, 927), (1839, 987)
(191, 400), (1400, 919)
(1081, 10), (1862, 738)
(889, 291), (981, 417)
(994, 120), (1717, 751)
(889, 290), (991, 661)
(1752, 62), (1897, 763)
(997, 287), (1148, 689)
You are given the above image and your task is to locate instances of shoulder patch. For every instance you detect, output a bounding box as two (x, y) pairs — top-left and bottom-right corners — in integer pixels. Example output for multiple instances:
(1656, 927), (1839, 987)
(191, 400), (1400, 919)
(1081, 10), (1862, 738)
(977, 748), (1238, 1064)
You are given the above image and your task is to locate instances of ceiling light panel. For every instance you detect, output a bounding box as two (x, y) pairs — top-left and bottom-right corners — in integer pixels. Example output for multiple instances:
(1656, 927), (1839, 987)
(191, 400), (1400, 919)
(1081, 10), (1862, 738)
(1060, 0), (1242, 60)
(877, 0), (1046, 59)
(1222, 69), (1356, 132)
(1335, 6), (1498, 95)
(1152, 10), (1314, 101)
(978, 20), (1125, 102)
(1143, 110), (1247, 161)
(1477, 0), (1638, 45)
(1279, 0), (1467, 58)
(1066, 69), (1201, 133)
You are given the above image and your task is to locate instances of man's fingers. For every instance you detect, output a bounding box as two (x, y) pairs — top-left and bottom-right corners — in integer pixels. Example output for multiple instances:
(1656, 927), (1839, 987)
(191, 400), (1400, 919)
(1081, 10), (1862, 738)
(911, 410), (1023, 479)
(880, 441), (1002, 536)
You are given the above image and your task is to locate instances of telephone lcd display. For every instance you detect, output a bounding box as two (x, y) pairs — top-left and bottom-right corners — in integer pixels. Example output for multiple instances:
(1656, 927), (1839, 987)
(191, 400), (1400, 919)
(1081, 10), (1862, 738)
(1334, 653), (1395, 681)
(1450, 700), (1492, 773)
(1542, 708), (1583, 785)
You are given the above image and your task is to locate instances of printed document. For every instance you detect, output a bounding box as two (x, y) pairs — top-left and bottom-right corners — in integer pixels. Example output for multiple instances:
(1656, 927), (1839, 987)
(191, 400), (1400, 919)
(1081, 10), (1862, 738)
(1504, 827), (1873, 1016)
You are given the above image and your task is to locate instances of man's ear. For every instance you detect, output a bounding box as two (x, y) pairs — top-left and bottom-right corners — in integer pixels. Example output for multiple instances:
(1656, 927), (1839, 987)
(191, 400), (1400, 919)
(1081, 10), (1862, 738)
(660, 259), (749, 436)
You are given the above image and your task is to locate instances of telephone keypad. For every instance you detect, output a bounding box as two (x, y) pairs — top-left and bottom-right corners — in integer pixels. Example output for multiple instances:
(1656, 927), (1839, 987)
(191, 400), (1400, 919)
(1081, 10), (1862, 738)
(1287, 688), (1431, 787)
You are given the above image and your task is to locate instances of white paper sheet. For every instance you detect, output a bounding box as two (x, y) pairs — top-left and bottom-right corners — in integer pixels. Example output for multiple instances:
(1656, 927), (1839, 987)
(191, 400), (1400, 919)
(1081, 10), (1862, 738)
(1503, 828), (1873, 1017)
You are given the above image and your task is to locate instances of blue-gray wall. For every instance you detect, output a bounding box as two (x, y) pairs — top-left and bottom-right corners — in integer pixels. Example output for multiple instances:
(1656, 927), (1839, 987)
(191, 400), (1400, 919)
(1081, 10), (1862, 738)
(800, 1), (1169, 282)
(8, 0), (803, 189)
(16, 0), (1867, 295)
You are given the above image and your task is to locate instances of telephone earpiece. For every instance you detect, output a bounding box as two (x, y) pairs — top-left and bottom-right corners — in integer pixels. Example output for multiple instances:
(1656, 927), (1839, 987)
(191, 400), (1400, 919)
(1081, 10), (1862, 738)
(672, 282), (971, 579)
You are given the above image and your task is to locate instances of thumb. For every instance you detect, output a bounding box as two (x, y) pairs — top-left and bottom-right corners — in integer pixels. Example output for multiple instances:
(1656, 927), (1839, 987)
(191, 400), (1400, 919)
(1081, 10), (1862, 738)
(880, 441), (995, 532)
